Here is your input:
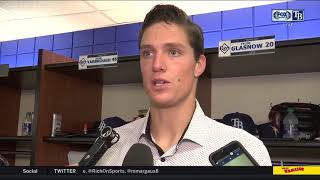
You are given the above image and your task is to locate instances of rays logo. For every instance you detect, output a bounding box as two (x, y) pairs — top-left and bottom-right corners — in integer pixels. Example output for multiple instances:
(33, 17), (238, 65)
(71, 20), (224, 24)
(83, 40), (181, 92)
(98, 121), (107, 132)
(79, 58), (86, 67)
(219, 43), (230, 54)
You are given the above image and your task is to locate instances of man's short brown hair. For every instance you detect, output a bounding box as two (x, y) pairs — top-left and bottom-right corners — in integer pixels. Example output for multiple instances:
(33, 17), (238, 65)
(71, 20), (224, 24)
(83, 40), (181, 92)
(138, 4), (204, 61)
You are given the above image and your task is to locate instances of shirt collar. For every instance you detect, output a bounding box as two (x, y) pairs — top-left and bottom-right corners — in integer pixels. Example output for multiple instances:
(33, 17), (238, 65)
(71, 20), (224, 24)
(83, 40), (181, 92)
(182, 100), (211, 146)
(140, 110), (150, 136)
(139, 99), (210, 147)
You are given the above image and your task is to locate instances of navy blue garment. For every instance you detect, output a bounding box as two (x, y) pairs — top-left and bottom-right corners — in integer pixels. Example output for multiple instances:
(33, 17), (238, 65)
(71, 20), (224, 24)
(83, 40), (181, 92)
(101, 116), (128, 128)
(257, 122), (281, 139)
(62, 116), (128, 138)
(87, 116), (128, 137)
(222, 112), (257, 135)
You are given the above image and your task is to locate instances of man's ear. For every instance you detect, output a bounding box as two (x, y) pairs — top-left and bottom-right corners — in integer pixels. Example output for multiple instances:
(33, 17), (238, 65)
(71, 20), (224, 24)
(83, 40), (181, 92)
(194, 55), (206, 78)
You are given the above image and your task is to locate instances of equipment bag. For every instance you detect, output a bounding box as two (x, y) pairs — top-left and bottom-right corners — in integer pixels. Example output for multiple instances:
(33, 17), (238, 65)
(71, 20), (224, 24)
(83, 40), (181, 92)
(268, 102), (320, 140)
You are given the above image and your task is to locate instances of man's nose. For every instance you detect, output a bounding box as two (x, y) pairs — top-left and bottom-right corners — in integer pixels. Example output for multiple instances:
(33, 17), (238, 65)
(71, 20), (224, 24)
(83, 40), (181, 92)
(152, 53), (166, 72)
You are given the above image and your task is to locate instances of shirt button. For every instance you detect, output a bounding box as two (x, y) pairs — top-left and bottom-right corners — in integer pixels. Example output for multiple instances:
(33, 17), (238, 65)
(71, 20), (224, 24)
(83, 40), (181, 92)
(160, 157), (165, 162)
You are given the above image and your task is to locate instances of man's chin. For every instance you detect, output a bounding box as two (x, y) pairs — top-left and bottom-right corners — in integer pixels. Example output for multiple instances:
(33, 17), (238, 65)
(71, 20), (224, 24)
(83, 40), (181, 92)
(151, 98), (175, 108)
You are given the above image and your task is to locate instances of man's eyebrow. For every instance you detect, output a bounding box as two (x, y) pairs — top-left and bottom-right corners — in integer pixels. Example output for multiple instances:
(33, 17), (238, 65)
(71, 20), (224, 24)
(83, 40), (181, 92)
(140, 43), (187, 49)
(164, 42), (186, 49)
(140, 44), (153, 49)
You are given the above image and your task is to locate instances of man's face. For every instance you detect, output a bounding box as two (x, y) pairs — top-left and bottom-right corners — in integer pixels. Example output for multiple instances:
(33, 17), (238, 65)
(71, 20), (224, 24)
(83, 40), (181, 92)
(140, 22), (205, 108)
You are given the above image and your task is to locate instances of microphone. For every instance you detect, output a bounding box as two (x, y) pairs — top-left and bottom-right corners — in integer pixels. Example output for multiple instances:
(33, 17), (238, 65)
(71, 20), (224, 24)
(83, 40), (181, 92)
(78, 126), (119, 166)
(122, 143), (153, 166)
(0, 154), (9, 166)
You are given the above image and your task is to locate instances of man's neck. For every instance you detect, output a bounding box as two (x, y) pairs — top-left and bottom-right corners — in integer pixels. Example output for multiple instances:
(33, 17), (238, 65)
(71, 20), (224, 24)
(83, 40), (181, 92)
(149, 97), (196, 152)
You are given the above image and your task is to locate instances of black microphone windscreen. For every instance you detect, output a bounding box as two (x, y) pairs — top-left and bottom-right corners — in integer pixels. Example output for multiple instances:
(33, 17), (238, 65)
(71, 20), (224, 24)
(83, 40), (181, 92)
(122, 143), (153, 166)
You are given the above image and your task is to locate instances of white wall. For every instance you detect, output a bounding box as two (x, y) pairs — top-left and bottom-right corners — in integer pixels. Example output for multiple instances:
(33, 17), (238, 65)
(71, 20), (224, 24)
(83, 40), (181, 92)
(100, 72), (320, 125)
(211, 72), (320, 125)
(101, 83), (149, 122)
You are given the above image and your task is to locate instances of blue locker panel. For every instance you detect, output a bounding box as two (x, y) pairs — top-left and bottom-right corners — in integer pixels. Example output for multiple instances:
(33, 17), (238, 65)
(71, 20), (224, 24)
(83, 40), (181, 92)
(72, 46), (93, 60)
(73, 30), (94, 47)
(18, 38), (35, 54)
(1, 55), (16, 68)
(94, 27), (116, 45)
(16, 53), (34, 67)
(93, 44), (115, 54)
(0, 42), (1, 56)
(53, 32), (73, 50)
(53, 49), (72, 58)
(1, 40), (17, 56)
(193, 12), (221, 32)
(35, 35), (53, 52)
(116, 23), (141, 42)
(223, 7), (253, 30)
(222, 28), (253, 40)
(255, 24), (287, 41)
(254, 2), (287, 26)
(204, 31), (221, 48)
(288, 1), (320, 20)
(116, 41), (139, 57)
(289, 19), (320, 40)
(34, 52), (38, 66)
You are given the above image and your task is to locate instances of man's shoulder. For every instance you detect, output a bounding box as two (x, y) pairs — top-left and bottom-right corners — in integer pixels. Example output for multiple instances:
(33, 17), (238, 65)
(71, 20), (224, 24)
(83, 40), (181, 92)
(202, 116), (271, 166)
(205, 116), (257, 138)
(202, 115), (265, 149)
(96, 118), (146, 166)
